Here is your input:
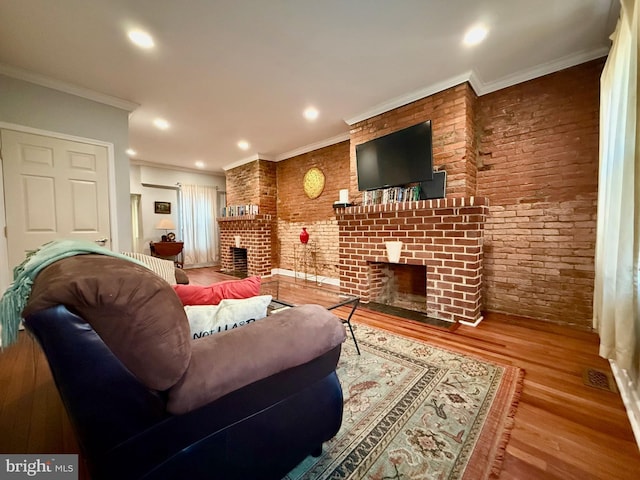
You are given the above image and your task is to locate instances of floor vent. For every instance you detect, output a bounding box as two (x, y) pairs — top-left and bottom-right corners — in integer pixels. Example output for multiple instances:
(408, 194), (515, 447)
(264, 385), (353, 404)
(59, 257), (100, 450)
(583, 368), (618, 393)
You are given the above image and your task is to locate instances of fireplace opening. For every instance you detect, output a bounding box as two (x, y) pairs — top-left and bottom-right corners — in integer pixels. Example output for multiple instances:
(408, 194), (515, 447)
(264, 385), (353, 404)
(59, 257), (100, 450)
(375, 264), (427, 313)
(367, 262), (457, 331)
(230, 247), (248, 278)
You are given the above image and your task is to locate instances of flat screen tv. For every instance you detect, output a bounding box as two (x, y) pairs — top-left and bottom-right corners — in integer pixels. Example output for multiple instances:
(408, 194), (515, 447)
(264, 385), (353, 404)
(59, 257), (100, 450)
(356, 121), (433, 191)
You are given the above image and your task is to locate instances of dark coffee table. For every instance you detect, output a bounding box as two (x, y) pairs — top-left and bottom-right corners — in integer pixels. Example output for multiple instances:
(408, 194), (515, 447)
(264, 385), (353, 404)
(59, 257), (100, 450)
(260, 279), (361, 355)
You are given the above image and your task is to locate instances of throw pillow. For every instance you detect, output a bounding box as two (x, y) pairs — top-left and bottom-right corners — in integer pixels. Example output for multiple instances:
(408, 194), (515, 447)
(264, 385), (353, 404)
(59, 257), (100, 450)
(121, 252), (177, 285)
(172, 275), (261, 306)
(184, 295), (272, 340)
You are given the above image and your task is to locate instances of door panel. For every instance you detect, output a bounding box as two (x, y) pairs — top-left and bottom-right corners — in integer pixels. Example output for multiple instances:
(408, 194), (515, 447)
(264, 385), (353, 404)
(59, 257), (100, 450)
(70, 180), (99, 231)
(2, 129), (111, 270)
(23, 175), (57, 231)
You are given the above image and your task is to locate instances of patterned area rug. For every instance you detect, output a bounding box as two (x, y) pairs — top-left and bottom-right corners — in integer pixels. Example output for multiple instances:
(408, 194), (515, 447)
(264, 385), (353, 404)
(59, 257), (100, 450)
(285, 323), (524, 480)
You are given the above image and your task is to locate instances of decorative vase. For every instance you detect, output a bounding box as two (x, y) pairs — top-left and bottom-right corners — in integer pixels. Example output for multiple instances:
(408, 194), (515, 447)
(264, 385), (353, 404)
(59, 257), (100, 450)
(300, 227), (309, 244)
(385, 241), (403, 263)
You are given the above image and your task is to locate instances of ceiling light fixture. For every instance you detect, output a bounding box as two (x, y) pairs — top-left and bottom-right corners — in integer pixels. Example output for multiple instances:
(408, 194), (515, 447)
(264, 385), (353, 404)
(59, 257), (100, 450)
(126, 148), (137, 156)
(304, 107), (319, 121)
(128, 30), (154, 49)
(237, 140), (250, 150)
(463, 25), (488, 46)
(195, 161), (205, 168)
(153, 118), (170, 130)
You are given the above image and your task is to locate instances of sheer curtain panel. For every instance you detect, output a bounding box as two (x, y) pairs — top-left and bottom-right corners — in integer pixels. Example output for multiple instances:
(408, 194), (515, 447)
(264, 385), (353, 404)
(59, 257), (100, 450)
(594, 0), (639, 379)
(179, 184), (218, 267)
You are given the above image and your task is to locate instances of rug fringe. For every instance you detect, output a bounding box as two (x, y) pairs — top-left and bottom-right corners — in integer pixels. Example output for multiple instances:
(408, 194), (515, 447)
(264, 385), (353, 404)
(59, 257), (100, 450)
(489, 368), (526, 479)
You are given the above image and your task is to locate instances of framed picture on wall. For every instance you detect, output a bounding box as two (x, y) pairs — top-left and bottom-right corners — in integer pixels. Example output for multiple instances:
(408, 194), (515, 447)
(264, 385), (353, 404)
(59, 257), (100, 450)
(154, 201), (171, 214)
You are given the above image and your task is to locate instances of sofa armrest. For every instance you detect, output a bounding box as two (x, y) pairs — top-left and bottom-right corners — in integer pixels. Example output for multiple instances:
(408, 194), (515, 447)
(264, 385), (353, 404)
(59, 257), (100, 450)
(167, 304), (346, 414)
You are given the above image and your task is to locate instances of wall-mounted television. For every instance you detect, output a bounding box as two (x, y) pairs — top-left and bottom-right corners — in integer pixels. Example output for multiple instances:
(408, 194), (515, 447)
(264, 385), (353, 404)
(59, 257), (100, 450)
(356, 121), (434, 191)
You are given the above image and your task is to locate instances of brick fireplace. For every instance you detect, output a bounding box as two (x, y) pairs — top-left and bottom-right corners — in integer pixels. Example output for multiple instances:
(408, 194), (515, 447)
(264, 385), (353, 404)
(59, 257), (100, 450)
(335, 197), (488, 325)
(218, 214), (274, 277)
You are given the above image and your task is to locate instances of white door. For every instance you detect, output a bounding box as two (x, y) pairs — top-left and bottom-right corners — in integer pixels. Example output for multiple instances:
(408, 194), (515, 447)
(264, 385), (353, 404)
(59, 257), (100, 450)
(1, 129), (111, 270)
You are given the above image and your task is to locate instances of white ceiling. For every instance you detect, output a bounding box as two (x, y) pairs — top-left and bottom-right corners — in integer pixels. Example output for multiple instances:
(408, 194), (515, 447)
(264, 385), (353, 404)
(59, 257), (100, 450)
(0, 0), (618, 175)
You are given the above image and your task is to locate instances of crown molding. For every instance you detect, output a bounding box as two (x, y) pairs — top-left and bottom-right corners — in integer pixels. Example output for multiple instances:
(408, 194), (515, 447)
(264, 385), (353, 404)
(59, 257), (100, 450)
(131, 159), (225, 177)
(345, 46), (610, 124)
(473, 46), (610, 96)
(345, 72), (472, 125)
(0, 63), (139, 112)
(221, 132), (351, 170)
(274, 132), (350, 161)
(222, 153), (276, 172)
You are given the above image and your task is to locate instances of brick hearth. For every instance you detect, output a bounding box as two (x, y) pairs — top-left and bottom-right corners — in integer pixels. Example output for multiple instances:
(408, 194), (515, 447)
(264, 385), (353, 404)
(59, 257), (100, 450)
(335, 197), (488, 325)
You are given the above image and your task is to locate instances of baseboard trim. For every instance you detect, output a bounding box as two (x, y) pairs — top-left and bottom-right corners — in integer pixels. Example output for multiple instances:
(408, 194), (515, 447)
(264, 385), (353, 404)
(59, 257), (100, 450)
(270, 268), (340, 286)
(458, 316), (484, 327)
(609, 360), (640, 450)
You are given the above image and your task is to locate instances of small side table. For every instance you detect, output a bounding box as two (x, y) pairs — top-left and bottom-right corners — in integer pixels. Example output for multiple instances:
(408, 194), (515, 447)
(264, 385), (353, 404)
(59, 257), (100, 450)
(150, 241), (184, 268)
(293, 242), (318, 283)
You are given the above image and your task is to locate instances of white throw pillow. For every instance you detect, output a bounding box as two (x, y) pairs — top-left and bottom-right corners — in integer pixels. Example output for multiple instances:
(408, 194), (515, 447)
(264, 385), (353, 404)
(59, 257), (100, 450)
(184, 295), (272, 340)
(121, 251), (177, 285)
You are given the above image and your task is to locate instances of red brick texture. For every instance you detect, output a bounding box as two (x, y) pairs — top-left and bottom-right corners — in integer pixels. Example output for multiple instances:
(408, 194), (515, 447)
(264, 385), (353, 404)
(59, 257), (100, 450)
(349, 83), (478, 201)
(218, 215), (274, 277)
(336, 198), (488, 323)
(275, 141), (350, 279)
(225, 160), (277, 215)
(476, 59), (603, 327)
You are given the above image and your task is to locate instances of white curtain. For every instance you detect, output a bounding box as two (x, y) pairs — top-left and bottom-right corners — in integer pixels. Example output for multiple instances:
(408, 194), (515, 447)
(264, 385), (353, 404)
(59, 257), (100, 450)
(130, 194), (142, 252)
(593, 0), (639, 380)
(179, 184), (218, 267)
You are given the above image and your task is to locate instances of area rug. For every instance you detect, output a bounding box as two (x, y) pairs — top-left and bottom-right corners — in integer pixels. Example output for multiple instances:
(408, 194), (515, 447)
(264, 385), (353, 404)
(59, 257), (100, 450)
(284, 323), (524, 480)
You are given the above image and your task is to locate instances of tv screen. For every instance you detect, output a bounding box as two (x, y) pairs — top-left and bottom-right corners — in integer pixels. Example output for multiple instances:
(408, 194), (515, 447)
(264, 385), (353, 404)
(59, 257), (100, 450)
(356, 121), (433, 191)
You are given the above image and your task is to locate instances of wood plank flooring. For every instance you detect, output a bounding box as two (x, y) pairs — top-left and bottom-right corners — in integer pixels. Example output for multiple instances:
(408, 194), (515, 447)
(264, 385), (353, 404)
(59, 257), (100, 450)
(1, 266), (638, 479)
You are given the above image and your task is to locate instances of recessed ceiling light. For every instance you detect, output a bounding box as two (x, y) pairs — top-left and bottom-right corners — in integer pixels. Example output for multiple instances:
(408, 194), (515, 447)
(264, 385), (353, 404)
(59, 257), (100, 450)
(153, 118), (170, 130)
(128, 30), (154, 49)
(237, 140), (250, 150)
(195, 161), (205, 168)
(304, 107), (319, 121)
(463, 25), (488, 46)
(126, 148), (136, 156)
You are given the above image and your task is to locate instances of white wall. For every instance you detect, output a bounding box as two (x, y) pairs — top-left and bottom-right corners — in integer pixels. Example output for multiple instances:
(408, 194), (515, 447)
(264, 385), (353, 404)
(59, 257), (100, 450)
(0, 74), (132, 247)
(129, 164), (225, 254)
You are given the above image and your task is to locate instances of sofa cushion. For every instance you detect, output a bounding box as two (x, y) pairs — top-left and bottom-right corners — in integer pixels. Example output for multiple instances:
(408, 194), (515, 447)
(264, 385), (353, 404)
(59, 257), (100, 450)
(185, 295), (272, 340)
(121, 251), (177, 285)
(172, 276), (261, 306)
(167, 304), (346, 414)
(22, 254), (191, 391)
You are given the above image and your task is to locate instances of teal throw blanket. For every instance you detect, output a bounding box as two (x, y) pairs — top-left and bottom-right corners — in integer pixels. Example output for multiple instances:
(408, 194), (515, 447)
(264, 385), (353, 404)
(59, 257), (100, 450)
(0, 239), (147, 348)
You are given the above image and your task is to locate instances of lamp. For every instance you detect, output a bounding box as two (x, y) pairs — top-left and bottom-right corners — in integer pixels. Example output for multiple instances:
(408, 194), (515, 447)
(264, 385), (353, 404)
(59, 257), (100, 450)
(155, 218), (176, 241)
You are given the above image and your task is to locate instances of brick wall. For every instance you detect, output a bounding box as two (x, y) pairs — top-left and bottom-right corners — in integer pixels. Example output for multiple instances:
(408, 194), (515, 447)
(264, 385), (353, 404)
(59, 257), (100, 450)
(477, 59), (603, 327)
(226, 160), (277, 215)
(223, 160), (277, 276)
(275, 141), (350, 279)
(349, 83), (477, 201)
(276, 220), (339, 280)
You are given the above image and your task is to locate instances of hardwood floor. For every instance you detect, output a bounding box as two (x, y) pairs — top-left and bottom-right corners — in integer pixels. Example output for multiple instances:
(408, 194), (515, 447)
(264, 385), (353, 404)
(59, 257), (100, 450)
(1, 266), (638, 479)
